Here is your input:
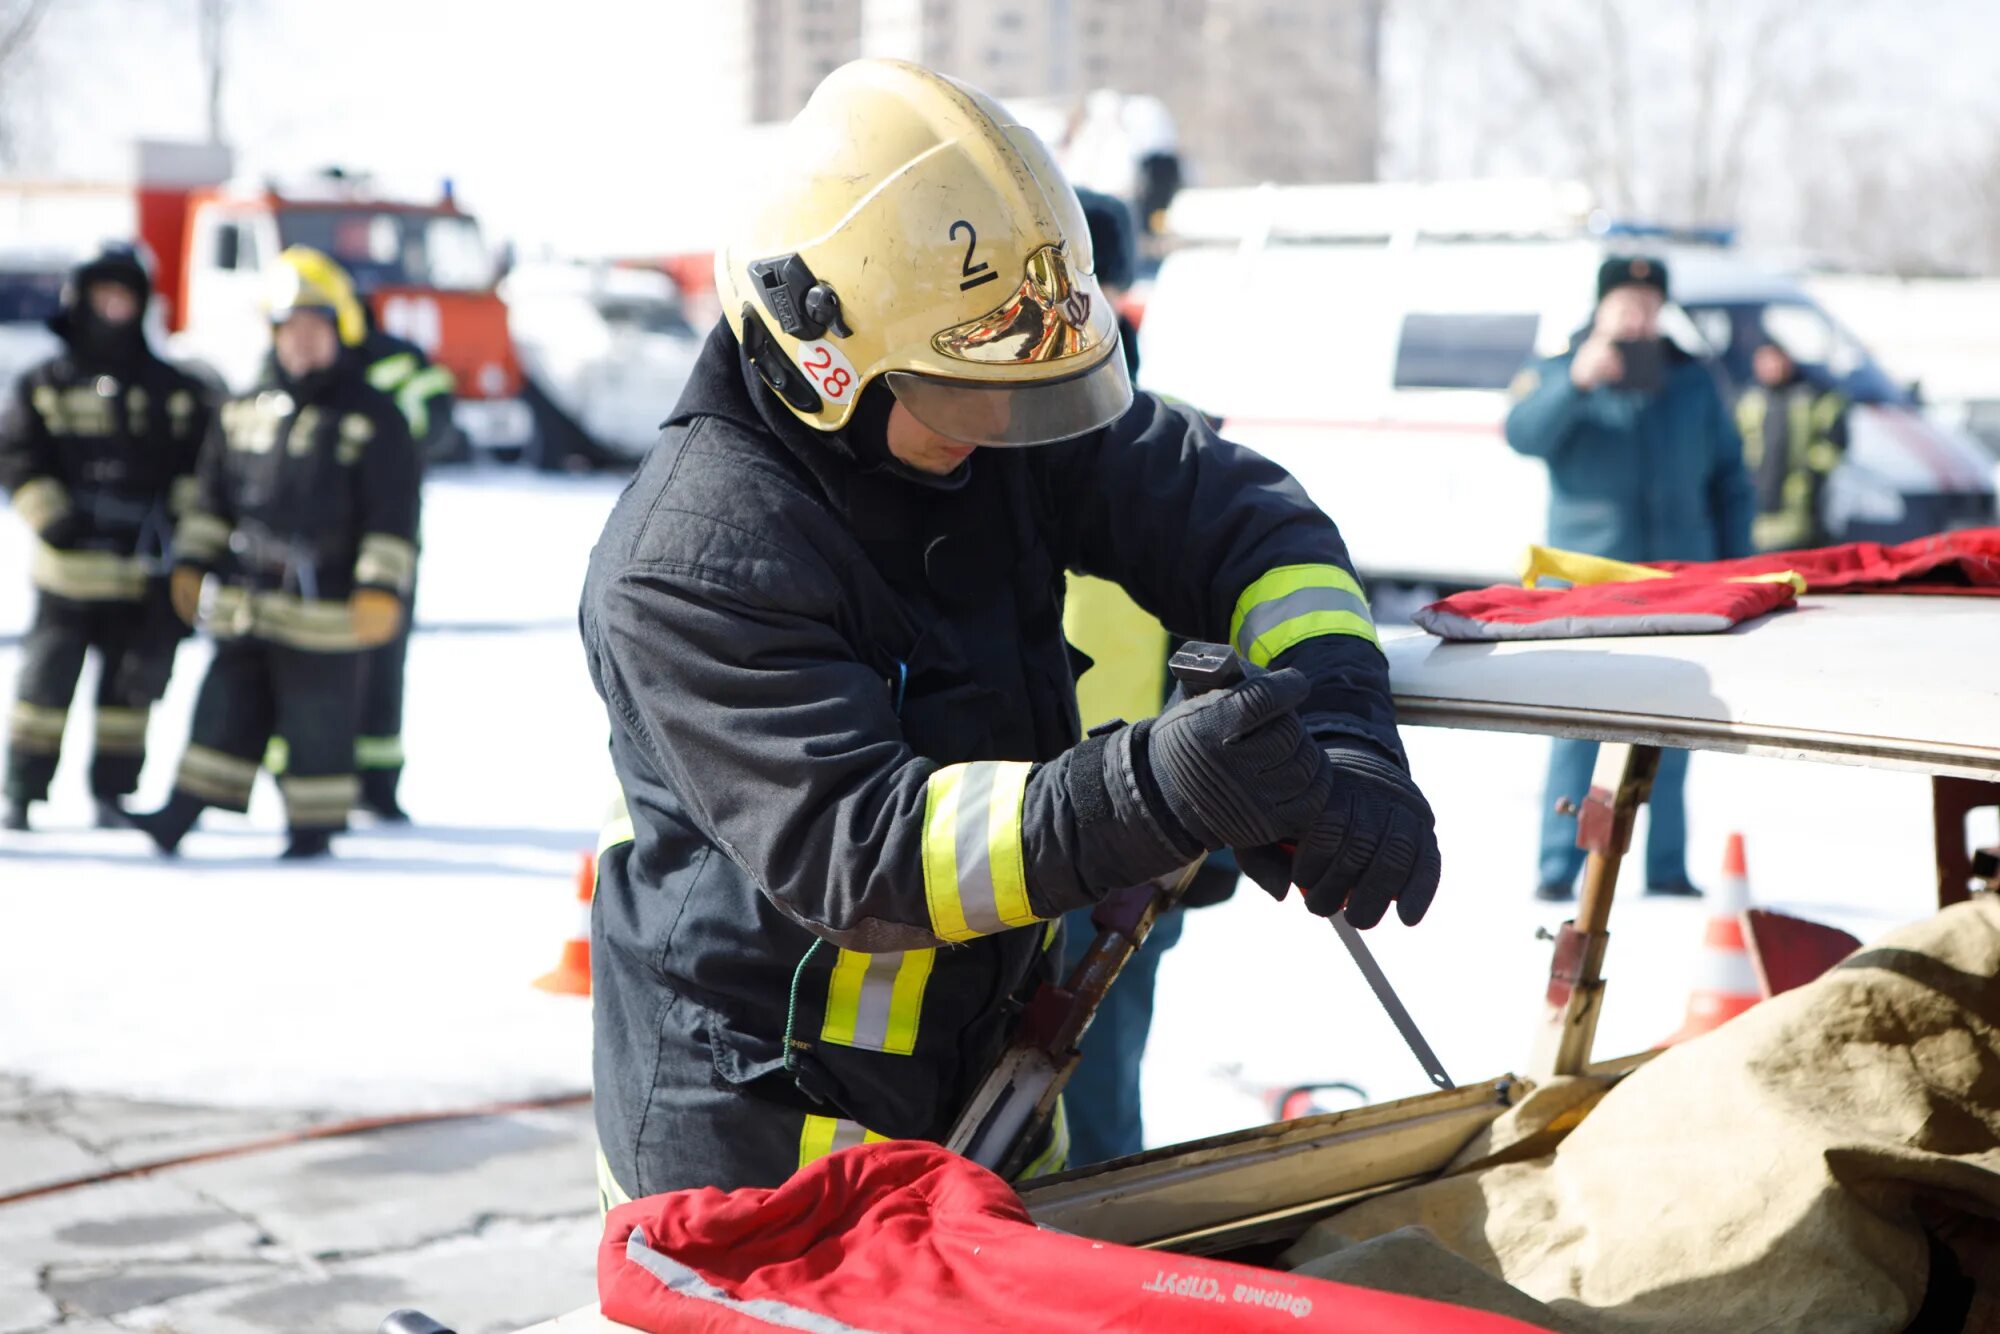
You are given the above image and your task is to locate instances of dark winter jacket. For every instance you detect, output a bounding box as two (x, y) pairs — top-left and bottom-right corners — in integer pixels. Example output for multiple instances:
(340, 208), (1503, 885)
(0, 348), (213, 602)
(579, 325), (1402, 1163)
(1505, 339), (1754, 563)
(173, 351), (420, 652)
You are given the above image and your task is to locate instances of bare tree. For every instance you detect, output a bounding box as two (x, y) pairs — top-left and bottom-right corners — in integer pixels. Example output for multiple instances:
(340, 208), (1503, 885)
(197, 0), (228, 144)
(0, 0), (55, 166)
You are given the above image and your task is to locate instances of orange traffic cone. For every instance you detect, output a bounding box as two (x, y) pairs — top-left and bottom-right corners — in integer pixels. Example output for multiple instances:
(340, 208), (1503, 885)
(1661, 833), (1762, 1045)
(534, 851), (596, 996)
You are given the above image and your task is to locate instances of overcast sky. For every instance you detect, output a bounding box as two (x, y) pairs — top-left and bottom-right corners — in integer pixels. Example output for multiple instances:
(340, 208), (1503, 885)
(9, 0), (1998, 265)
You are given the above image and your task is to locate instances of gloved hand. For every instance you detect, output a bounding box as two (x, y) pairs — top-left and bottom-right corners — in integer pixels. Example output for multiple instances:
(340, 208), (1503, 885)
(169, 566), (205, 626)
(1255, 745), (1440, 928)
(1142, 667), (1333, 852)
(38, 512), (87, 550)
(350, 588), (403, 647)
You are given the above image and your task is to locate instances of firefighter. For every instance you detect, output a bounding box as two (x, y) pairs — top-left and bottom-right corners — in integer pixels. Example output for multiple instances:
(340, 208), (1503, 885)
(0, 247), (213, 832)
(129, 247), (420, 860)
(259, 306), (451, 821)
(1505, 256), (1754, 902)
(1736, 340), (1847, 552)
(580, 60), (1441, 1201)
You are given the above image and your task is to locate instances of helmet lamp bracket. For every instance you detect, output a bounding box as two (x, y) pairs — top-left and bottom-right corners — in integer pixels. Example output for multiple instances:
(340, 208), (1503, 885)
(749, 253), (851, 341)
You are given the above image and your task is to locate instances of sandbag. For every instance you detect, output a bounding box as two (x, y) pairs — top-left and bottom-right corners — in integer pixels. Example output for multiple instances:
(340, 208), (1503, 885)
(1286, 897), (2000, 1333)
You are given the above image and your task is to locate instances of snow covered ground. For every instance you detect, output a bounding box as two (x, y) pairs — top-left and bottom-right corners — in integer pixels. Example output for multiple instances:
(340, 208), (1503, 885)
(0, 467), (1981, 1153)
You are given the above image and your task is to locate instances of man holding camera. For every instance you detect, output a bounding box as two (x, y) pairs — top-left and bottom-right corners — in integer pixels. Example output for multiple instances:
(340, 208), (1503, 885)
(1504, 255), (1753, 903)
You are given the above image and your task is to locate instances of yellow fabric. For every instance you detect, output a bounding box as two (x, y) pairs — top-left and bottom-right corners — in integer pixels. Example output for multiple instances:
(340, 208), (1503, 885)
(1063, 574), (1169, 729)
(1520, 544), (1808, 595)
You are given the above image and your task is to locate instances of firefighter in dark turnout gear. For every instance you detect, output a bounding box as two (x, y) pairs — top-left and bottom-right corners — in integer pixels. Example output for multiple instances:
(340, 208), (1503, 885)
(0, 248), (213, 831)
(580, 61), (1442, 1202)
(259, 315), (450, 821)
(130, 248), (419, 860)
(1737, 340), (1848, 552)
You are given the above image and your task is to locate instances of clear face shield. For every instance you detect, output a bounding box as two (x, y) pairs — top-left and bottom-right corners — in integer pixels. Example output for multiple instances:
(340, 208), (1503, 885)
(885, 244), (1134, 447)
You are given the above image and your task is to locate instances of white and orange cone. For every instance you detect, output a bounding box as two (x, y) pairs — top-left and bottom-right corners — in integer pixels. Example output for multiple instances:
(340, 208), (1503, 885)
(534, 851), (596, 996)
(1661, 833), (1763, 1045)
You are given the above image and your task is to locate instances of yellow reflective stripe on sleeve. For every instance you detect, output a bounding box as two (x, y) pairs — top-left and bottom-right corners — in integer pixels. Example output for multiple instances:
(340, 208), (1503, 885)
(921, 760), (1039, 943)
(366, 352), (419, 392)
(821, 947), (934, 1056)
(1229, 563), (1379, 666)
(175, 510), (231, 563)
(12, 476), (71, 534)
(797, 1115), (888, 1171)
(598, 814), (636, 858)
(355, 533), (417, 594)
(30, 546), (148, 601)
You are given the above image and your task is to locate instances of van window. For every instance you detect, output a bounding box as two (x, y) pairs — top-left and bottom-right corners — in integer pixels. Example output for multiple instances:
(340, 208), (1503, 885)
(1393, 313), (1540, 391)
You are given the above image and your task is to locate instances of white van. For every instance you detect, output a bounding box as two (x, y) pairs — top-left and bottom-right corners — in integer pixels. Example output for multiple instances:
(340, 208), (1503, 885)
(1139, 182), (1995, 588)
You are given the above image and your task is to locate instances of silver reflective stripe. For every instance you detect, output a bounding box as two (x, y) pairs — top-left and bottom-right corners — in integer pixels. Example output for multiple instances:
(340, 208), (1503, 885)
(1234, 585), (1374, 659)
(952, 762), (1005, 937)
(827, 1119), (872, 1155)
(623, 1227), (881, 1334)
(851, 952), (901, 1050)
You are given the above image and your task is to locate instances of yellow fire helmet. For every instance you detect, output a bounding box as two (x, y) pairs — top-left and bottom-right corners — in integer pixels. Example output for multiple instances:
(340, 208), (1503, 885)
(264, 245), (366, 347)
(716, 59), (1132, 447)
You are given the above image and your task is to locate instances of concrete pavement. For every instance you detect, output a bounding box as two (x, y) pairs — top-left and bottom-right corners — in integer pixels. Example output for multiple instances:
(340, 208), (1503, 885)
(0, 1075), (599, 1334)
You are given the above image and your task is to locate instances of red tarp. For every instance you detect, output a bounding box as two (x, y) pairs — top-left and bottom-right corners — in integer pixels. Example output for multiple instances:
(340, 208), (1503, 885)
(598, 1140), (1550, 1333)
(1417, 529), (2000, 642)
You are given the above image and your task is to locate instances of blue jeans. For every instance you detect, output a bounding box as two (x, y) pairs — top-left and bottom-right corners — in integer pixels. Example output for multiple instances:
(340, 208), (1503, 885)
(1057, 902), (1187, 1167)
(1537, 739), (1690, 890)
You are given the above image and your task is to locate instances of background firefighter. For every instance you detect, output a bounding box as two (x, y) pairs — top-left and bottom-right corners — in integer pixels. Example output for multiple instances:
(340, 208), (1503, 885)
(258, 303), (453, 823)
(1737, 340), (1848, 552)
(0, 247), (214, 833)
(580, 60), (1440, 1202)
(129, 247), (420, 861)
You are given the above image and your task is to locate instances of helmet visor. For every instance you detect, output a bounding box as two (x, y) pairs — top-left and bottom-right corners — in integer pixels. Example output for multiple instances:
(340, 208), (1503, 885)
(885, 344), (1133, 447)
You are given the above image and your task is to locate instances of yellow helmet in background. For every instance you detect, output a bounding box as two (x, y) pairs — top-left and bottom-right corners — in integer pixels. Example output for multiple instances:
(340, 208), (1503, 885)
(716, 59), (1132, 446)
(264, 245), (366, 347)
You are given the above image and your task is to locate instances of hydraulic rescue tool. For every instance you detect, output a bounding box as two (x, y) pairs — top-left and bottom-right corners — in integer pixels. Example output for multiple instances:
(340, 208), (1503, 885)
(947, 642), (1450, 1177)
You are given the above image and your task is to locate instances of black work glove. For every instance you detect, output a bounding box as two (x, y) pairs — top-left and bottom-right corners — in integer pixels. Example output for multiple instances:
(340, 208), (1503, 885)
(38, 512), (87, 550)
(1142, 667), (1333, 853)
(1239, 745), (1440, 928)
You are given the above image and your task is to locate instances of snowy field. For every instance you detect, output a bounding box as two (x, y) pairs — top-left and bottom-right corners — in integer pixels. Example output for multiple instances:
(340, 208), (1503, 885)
(0, 468), (1979, 1151)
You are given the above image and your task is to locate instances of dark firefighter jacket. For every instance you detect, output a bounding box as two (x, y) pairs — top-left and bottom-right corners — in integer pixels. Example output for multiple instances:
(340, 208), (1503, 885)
(173, 353), (420, 653)
(0, 346), (213, 603)
(1505, 338), (1754, 564)
(579, 325), (1403, 1150)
